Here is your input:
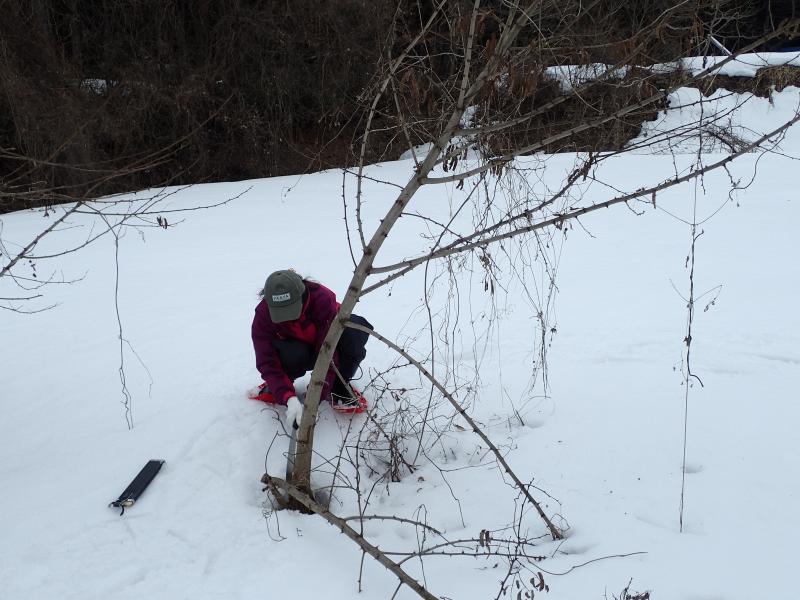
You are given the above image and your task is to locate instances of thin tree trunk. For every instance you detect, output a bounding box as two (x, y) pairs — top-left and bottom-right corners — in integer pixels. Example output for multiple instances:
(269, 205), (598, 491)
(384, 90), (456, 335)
(292, 0), (538, 498)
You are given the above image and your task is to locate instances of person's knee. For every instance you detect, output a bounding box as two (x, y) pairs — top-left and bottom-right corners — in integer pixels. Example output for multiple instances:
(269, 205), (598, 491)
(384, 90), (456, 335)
(273, 339), (315, 378)
(350, 314), (373, 333)
(336, 316), (371, 381)
(340, 314), (372, 352)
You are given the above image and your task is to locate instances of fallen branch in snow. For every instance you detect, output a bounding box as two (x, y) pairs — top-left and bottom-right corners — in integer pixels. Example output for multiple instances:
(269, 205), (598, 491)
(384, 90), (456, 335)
(262, 473), (439, 600)
(383, 537), (548, 564)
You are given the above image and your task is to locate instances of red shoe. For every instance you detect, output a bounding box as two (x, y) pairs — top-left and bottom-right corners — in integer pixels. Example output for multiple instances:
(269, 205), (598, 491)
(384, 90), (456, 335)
(331, 387), (368, 414)
(247, 382), (279, 404)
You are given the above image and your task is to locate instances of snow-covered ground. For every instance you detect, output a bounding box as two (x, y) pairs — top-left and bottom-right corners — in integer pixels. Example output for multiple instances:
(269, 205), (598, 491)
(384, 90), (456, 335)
(546, 50), (800, 92)
(2, 78), (799, 599)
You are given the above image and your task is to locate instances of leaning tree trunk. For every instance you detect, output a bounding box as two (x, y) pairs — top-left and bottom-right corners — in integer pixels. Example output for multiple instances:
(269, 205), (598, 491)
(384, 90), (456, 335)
(290, 0), (531, 499)
(290, 131), (453, 495)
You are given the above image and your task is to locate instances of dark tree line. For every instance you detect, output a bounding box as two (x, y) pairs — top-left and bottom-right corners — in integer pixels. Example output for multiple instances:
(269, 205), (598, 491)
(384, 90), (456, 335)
(0, 0), (395, 213)
(1, 0), (796, 214)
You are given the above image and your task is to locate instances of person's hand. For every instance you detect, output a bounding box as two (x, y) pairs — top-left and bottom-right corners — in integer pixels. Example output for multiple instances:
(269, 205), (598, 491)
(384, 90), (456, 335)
(285, 396), (303, 429)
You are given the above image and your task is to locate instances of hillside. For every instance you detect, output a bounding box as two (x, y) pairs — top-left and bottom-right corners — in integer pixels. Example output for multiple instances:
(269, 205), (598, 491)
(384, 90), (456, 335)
(1, 64), (799, 599)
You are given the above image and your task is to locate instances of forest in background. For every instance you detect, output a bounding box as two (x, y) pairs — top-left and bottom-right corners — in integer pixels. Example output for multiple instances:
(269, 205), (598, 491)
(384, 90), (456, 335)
(1, 0), (797, 214)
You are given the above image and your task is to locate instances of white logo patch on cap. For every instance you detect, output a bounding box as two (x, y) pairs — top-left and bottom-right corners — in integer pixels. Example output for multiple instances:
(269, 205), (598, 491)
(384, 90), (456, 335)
(272, 293), (291, 302)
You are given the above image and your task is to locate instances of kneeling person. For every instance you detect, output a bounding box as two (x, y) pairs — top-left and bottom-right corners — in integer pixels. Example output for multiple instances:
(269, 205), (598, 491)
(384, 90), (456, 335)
(251, 270), (371, 425)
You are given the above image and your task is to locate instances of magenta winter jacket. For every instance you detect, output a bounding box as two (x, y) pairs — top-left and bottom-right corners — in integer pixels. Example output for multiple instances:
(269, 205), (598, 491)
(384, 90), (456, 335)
(251, 281), (340, 404)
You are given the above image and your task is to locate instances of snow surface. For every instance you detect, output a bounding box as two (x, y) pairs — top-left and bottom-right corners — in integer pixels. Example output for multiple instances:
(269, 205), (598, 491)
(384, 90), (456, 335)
(672, 51), (800, 77)
(546, 51), (800, 93)
(2, 84), (799, 599)
(632, 86), (797, 154)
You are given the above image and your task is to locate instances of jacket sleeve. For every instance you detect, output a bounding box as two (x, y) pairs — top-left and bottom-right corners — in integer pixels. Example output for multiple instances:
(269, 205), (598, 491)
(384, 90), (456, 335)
(252, 304), (296, 404)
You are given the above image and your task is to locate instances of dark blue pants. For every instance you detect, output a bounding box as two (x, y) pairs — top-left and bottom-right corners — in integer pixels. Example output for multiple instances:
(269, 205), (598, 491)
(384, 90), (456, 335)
(272, 314), (373, 385)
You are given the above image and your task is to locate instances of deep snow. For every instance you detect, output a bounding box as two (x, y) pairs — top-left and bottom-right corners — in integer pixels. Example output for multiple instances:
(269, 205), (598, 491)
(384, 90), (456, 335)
(1, 72), (799, 599)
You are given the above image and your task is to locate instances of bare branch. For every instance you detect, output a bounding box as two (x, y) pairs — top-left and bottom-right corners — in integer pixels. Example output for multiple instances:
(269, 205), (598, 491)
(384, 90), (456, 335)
(362, 110), (800, 295)
(345, 320), (563, 541)
(263, 474), (439, 600)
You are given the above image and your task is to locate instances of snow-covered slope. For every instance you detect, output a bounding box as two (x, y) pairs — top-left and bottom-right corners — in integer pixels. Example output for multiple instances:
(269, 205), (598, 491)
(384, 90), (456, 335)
(1, 78), (799, 599)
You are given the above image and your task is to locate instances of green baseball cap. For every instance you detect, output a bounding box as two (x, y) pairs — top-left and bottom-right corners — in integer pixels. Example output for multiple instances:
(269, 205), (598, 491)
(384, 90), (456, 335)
(263, 270), (306, 323)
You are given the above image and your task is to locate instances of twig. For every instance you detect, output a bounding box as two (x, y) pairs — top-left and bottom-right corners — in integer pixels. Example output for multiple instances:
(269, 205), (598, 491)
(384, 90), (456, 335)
(263, 474), (439, 600)
(362, 110), (800, 296)
(346, 321), (564, 541)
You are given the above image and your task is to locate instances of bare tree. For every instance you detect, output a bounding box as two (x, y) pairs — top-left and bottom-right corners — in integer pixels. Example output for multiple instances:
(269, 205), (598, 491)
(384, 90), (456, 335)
(0, 133), (247, 430)
(264, 1), (800, 598)
(0, 141), (243, 313)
